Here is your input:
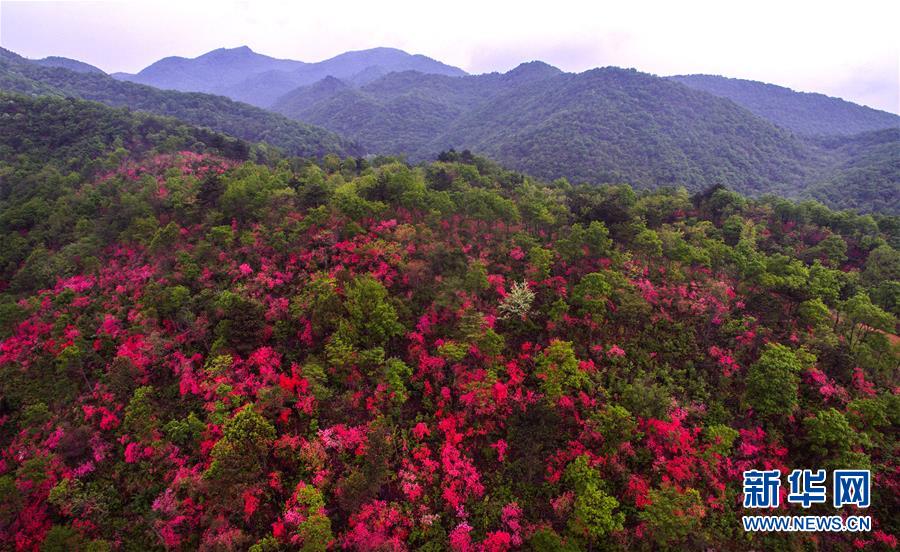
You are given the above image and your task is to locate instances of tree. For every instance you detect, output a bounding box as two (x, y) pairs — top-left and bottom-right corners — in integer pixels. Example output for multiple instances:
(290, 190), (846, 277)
(798, 298), (830, 329)
(213, 291), (265, 355)
(863, 244), (900, 285)
(294, 485), (333, 552)
(804, 408), (853, 458)
(341, 275), (404, 346)
(205, 405), (276, 486)
(638, 485), (705, 546)
(498, 280), (535, 320)
(839, 292), (895, 350)
(633, 227), (663, 258)
(571, 272), (613, 323)
(563, 455), (624, 541)
(584, 221), (613, 257)
(537, 340), (590, 402)
(804, 234), (848, 267)
(746, 343), (813, 418)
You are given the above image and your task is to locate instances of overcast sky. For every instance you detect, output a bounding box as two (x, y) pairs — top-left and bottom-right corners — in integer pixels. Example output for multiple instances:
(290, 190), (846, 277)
(2, 0), (898, 113)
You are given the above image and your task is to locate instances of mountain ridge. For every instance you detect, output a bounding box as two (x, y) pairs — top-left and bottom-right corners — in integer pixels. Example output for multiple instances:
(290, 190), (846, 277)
(669, 73), (899, 136)
(4, 46), (897, 213)
(0, 47), (360, 158)
(113, 45), (467, 107)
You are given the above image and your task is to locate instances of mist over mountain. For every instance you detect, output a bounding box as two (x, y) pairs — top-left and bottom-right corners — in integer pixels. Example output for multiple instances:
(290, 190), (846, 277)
(113, 46), (467, 107)
(669, 74), (899, 136)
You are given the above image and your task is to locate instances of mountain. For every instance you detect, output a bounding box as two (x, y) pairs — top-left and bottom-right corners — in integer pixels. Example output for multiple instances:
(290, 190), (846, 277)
(111, 46), (305, 99)
(804, 128), (900, 213)
(32, 56), (105, 75)
(5, 46), (897, 214)
(275, 64), (821, 196)
(114, 46), (467, 107)
(274, 63), (900, 212)
(435, 68), (819, 194)
(669, 74), (900, 136)
(0, 47), (359, 158)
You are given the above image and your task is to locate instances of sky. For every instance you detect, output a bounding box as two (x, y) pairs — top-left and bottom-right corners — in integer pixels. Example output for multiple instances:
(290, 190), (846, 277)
(2, 0), (898, 113)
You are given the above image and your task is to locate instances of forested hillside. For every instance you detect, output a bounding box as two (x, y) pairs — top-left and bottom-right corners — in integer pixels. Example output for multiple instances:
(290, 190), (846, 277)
(669, 74), (900, 136)
(274, 66), (820, 196)
(0, 48), (359, 159)
(1, 94), (897, 551)
(272, 65), (899, 213)
(804, 129), (900, 214)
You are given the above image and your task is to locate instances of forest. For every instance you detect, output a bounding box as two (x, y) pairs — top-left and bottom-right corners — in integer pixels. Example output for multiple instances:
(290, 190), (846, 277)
(0, 93), (897, 550)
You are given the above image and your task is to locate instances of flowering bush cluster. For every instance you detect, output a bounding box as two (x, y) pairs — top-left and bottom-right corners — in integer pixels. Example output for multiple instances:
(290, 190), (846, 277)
(0, 147), (897, 551)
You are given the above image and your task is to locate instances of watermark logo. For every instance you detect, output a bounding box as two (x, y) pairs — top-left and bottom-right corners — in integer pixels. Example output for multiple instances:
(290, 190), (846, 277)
(741, 469), (872, 532)
(743, 469), (781, 508)
(833, 470), (870, 508)
(787, 469), (827, 508)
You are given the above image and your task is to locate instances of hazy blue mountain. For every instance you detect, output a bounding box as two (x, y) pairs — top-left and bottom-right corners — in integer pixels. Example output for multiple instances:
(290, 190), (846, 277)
(669, 74), (899, 136)
(32, 56), (106, 75)
(0, 47), (360, 158)
(112, 46), (304, 95)
(113, 46), (467, 107)
(272, 61), (565, 155)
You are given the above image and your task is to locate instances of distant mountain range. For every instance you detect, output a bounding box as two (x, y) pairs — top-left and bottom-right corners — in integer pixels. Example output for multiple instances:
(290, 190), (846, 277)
(269, 61), (896, 210)
(112, 46), (466, 107)
(1, 45), (897, 213)
(0, 48), (360, 158)
(669, 74), (899, 136)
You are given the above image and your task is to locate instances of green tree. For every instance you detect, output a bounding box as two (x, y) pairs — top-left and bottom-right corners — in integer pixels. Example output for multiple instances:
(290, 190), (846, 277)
(571, 272), (613, 323)
(205, 405), (276, 486)
(294, 485), (333, 552)
(638, 485), (705, 547)
(563, 455), (624, 541)
(537, 340), (590, 403)
(746, 343), (813, 418)
(341, 275), (403, 346)
(804, 408), (854, 457)
(839, 292), (895, 349)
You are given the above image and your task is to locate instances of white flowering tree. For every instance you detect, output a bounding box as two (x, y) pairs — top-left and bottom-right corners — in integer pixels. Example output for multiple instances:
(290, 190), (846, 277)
(498, 280), (535, 320)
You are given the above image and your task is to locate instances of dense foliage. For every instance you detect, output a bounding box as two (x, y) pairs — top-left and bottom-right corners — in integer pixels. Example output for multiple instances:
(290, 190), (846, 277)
(1, 96), (898, 550)
(669, 74), (900, 137)
(804, 129), (900, 214)
(0, 92), (260, 294)
(0, 48), (359, 159)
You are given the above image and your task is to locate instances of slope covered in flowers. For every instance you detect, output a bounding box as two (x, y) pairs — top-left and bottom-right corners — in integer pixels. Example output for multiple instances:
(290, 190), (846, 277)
(0, 141), (898, 550)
